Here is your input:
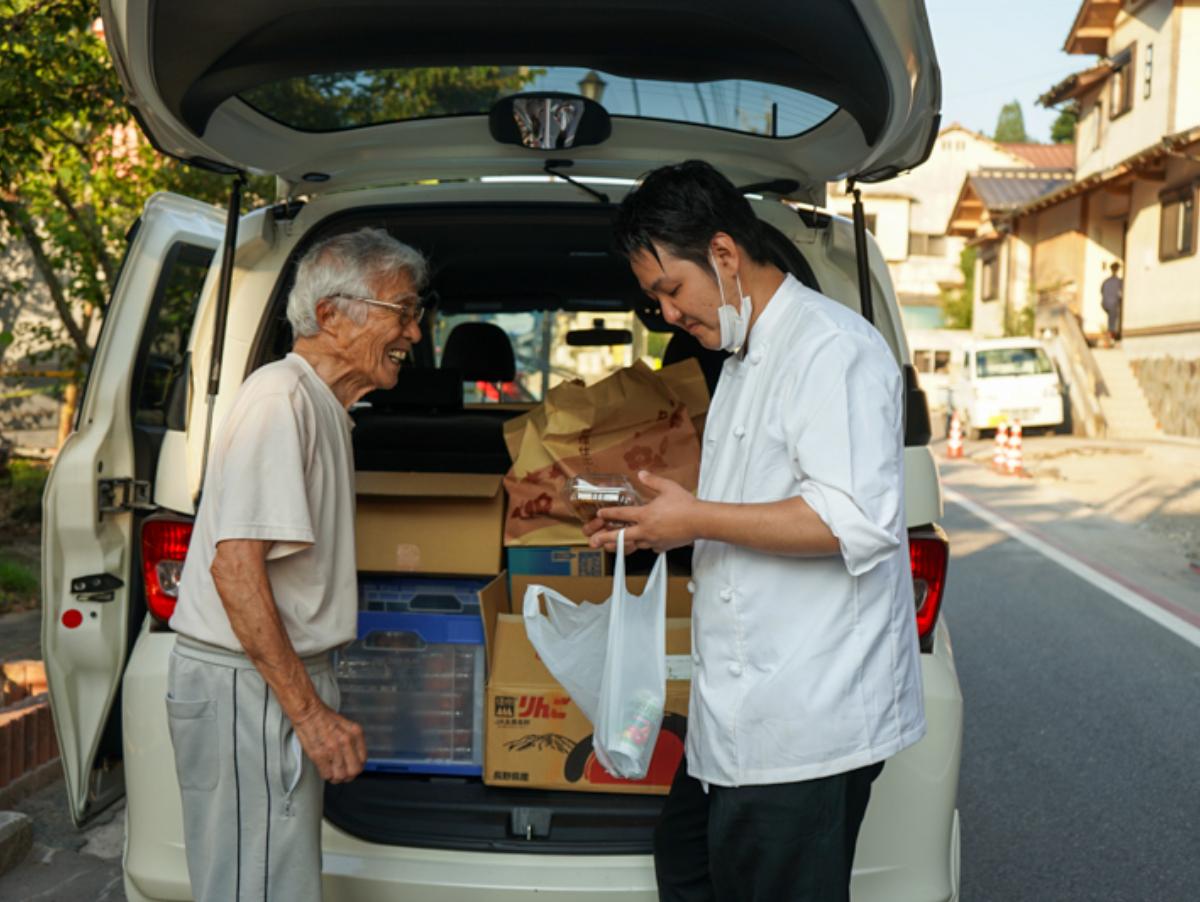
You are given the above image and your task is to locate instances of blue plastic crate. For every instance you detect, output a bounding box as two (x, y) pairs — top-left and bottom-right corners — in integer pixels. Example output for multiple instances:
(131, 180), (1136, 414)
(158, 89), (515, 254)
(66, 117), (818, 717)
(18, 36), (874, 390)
(358, 576), (489, 616)
(335, 611), (485, 776)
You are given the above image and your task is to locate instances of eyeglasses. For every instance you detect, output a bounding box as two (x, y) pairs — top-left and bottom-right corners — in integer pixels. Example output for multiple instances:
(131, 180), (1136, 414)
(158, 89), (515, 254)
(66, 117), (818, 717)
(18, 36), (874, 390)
(330, 292), (428, 326)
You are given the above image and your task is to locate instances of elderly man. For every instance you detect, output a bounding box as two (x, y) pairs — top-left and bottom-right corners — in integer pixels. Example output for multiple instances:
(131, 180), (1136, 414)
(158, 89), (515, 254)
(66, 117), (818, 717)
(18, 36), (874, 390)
(166, 227), (427, 902)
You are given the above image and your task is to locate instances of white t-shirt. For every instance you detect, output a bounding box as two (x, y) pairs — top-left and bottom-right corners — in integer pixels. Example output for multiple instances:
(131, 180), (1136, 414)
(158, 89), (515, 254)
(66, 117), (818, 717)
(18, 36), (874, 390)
(171, 353), (358, 656)
(687, 274), (926, 787)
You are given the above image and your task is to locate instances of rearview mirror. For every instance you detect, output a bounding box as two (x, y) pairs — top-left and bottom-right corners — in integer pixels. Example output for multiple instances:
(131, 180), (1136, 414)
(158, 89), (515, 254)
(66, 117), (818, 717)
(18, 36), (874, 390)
(489, 93), (612, 150)
(566, 318), (633, 347)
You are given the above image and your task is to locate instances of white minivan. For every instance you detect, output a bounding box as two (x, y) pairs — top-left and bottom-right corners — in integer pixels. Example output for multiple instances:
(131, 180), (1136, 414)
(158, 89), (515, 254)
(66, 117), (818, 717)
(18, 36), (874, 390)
(950, 338), (1066, 438)
(42, 1), (962, 899)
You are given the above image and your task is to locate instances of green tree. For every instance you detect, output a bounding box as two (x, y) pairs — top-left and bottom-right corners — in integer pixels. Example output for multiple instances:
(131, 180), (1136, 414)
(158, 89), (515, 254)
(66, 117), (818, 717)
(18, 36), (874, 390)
(1, 1), (534, 446)
(993, 100), (1029, 143)
(941, 246), (975, 330)
(0, 0), (260, 443)
(1050, 107), (1077, 144)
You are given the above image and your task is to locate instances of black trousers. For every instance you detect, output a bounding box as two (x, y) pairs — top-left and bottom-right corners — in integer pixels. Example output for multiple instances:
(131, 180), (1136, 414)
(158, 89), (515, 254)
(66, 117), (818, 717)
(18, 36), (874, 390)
(653, 758), (884, 902)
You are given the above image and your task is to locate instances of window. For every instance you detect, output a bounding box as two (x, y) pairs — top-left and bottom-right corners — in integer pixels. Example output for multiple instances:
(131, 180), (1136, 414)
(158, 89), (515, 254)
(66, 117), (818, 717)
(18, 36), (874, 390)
(239, 66), (839, 139)
(908, 233), (947, 257)
(975, 347), (1054, 378)
(132, 243), (214, 429)
(980, 251), (1000, 301)
(434, 310), (652, 403)
(1109, 45), (1134, 119)
(1159, 184), (1197, 261)
(1144, 44), (1153, 99)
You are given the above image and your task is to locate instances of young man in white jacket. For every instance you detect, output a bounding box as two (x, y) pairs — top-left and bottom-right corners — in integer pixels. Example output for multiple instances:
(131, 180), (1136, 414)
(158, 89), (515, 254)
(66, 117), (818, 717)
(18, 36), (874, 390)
(587, 161), (926, 902)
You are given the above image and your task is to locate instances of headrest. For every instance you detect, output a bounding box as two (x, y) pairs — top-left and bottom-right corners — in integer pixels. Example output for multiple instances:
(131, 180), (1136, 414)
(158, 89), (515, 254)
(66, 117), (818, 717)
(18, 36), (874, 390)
(362, 367), (463, 412)
(662, 329), (729, 396)
(441, 322), (516, 382)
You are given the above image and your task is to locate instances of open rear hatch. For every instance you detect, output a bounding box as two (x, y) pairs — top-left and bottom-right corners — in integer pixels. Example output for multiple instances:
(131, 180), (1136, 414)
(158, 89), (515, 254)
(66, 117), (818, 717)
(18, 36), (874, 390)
(102, 0), (940, 204)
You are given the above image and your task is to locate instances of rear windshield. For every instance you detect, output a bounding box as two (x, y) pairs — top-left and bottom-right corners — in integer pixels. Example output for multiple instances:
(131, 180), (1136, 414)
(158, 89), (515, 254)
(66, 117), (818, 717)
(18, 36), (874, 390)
(434, 310), (665, 404)
(975, 347), (1053, 378)
(239, 66), (838, 137)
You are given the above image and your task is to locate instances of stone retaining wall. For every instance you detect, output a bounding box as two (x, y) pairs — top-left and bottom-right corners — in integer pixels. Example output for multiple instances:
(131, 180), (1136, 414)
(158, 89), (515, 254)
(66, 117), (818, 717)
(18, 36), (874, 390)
(1130, 357), (1200, 438)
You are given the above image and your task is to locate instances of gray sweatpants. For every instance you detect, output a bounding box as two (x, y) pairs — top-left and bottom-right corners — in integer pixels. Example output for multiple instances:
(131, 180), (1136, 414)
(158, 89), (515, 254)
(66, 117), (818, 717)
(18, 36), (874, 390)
(167, 636), (340, 902)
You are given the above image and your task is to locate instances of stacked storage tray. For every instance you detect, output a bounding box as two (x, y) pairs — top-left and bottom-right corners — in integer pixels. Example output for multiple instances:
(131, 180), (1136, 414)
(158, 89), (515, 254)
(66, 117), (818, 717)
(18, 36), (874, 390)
(358, 576), (488, 615)
(335, 608), (485, 776)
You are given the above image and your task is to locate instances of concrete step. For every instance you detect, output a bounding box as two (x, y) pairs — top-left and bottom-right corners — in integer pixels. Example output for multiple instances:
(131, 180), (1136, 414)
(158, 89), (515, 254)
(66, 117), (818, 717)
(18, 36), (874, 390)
(1091, 349), (1162, 438)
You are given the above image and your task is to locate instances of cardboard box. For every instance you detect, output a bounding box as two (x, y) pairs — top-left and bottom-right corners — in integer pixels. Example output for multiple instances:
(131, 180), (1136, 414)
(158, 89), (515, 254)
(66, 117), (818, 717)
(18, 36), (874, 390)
(506, 546), (608, 577)
(484, 613), (693, 795)
(355, 472), (503, 575)
(508, 573), (694, 619)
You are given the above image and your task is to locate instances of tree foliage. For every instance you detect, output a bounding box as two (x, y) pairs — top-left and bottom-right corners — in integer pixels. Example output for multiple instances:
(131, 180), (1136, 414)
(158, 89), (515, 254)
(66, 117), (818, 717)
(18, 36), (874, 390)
(241, 66), (537, 131)
(941, 246), (975, 330)
(1050, 107), (1078, 144)
(1, 1), (536, 435)
(0, 0), (260, 376)
(993, 100), (1029, 144)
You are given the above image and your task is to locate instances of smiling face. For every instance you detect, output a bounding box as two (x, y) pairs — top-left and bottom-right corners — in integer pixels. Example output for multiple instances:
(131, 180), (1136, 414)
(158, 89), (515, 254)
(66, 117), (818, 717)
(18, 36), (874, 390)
(628, 238), (737, 351)
(324, 268), (423, 391)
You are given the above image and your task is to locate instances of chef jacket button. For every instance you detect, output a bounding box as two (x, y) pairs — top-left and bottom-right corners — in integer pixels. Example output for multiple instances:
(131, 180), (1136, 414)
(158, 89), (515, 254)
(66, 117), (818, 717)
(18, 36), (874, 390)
(719, 588), (734, 602)
(733, 425), (746, 439)
(692, 653), (701, 665)
(750, 350), (763, 365)
(687, 580), (697, 594)
(728, 662), (743, 677)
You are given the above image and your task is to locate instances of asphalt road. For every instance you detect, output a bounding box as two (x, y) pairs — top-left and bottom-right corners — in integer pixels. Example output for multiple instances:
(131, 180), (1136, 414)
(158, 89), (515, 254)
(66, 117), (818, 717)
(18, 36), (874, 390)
(943, 491), (1200, 902)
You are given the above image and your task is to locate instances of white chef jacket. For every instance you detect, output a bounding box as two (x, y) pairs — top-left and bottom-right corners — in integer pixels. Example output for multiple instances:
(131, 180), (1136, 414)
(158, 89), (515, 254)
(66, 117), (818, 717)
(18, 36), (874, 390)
(687, 274), (926, 787)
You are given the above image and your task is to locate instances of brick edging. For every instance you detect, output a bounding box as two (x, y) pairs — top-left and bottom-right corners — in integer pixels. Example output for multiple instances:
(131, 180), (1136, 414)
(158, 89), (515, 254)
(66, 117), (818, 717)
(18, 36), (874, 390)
(1, 694), (59, 790)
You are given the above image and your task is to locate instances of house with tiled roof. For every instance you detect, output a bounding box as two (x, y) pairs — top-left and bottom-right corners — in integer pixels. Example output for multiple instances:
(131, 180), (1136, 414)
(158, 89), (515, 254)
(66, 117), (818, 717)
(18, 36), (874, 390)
(974, 0), (1200, 438)
(825, 122), (1046, 330)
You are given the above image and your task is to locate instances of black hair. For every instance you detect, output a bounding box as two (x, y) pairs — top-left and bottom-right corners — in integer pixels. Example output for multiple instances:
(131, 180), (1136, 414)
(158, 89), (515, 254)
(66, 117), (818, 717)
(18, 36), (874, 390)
(612, 160), (771, 272)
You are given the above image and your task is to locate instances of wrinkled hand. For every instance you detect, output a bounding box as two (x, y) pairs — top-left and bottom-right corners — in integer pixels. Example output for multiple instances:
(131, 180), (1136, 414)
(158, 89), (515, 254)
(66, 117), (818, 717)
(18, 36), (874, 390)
(586, 470), (698, 554)
(292, 703), (367, 784)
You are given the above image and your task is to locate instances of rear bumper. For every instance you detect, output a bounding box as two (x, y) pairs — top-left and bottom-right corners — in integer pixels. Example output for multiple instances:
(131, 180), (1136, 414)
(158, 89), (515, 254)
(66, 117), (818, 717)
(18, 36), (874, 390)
(123, 621), (962, 902)
(967, 397), (1063, 429)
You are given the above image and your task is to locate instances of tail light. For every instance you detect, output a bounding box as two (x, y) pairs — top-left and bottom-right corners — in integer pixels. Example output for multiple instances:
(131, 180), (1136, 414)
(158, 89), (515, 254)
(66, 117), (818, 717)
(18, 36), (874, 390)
(909, 527), (949, 652)
(141, 518), (193, 625)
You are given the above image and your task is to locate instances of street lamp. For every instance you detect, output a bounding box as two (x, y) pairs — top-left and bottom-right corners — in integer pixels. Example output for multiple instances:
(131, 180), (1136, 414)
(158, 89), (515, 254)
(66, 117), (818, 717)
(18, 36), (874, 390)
(577, 70), (607, 104)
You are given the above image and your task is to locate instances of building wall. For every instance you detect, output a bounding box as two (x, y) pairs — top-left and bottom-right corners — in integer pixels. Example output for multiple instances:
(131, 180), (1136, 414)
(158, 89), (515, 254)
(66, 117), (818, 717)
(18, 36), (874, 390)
(1123, 154), (1200, 334)
(824, 194), (911, 262)
(0, 240), (57, 368)
(971, 239), (1008, 338)
(1030, 197), (1088, 313)
(1074, 0), (1175, 180)
(1171, 1), (1200, 130)
(889, 233), (969, 306)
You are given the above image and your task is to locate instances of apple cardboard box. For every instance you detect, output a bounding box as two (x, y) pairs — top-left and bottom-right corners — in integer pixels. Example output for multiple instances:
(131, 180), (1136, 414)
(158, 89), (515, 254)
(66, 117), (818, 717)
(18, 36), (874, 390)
(355, 471), (503, 576)
(484, 609), (692, 795)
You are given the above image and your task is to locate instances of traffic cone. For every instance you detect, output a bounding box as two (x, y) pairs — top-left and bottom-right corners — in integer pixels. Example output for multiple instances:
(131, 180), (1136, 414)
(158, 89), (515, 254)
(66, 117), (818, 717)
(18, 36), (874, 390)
(946, 411), (964, 459)
(1005, 420), (1024, 476)
(992, 421), (1008, 472)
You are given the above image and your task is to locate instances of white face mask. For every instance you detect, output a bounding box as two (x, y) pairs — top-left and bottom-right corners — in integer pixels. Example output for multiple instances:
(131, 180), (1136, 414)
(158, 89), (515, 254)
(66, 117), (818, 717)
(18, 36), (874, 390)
(709, 252), (753, 353)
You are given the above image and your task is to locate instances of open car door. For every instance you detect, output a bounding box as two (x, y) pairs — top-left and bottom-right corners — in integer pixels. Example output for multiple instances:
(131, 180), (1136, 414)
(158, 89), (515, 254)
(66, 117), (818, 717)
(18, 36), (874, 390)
(41, 192), (223, 825)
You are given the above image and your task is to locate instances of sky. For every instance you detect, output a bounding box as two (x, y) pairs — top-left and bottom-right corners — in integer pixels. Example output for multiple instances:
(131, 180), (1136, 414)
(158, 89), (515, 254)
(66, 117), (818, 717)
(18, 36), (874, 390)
(926, 0), (1091, 143)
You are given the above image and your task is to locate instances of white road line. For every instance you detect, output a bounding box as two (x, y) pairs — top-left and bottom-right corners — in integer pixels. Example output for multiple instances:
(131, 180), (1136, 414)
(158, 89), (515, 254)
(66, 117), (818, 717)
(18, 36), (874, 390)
(944, 487), (1200, 650)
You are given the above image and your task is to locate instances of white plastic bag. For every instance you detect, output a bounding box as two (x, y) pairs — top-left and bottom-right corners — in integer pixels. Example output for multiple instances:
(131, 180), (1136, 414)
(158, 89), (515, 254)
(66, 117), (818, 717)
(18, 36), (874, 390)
(522, 531), (667, 779)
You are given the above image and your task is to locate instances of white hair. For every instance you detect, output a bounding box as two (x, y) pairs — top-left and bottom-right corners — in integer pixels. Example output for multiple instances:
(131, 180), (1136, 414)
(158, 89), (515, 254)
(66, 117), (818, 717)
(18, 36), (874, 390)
(287, 227), (429, 338)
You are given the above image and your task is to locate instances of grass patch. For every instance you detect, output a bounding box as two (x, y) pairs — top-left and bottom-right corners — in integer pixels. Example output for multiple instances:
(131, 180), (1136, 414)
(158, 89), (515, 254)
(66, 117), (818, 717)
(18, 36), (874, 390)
(0, 556), (39, 613)
(1, 458), (49, 526)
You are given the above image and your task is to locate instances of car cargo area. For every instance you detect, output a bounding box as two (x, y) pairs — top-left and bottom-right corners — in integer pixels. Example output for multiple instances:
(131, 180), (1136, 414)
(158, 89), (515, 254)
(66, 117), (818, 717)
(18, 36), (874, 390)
(276, 202), (704, 851)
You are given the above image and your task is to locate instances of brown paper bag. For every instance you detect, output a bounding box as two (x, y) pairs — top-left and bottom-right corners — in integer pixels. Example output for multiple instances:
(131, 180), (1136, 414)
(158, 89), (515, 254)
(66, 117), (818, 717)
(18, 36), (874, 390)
(503, 359), (708, 546)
